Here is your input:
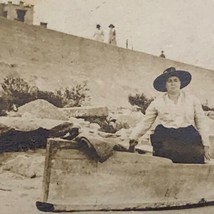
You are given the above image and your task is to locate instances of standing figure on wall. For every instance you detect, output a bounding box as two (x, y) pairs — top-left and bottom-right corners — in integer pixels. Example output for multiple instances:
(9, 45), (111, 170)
(93, 24), (104, 42)
(108, 24), (117, 46)
(160, 50), (166, 58)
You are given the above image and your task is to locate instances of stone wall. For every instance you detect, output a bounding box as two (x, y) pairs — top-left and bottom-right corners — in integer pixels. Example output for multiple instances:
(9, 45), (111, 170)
(0, 17), (214, 107)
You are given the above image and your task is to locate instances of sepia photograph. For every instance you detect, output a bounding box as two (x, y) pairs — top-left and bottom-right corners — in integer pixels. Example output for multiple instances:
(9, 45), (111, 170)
(0, 0), (214, 213)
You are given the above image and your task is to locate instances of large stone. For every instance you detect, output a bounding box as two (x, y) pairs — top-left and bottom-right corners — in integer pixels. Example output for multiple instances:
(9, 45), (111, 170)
(89, 123), (101, 131)
(16, 99), (67, 121)
(0, 116), (70, 131)
(61, 106), (109, 118)
(114, 111), (144, 127)
(2, 153), (44, 178)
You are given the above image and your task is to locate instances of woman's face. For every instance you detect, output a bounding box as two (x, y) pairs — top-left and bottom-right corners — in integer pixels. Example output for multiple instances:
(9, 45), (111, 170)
(165, 76), (181, 94)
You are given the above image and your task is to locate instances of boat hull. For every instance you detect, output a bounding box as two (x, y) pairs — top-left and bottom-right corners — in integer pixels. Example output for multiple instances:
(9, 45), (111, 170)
(38, 138), (214, 211)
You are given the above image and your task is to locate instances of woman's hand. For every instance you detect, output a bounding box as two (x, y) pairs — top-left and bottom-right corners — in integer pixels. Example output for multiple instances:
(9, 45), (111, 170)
(129, 140), (138, 153)
(204, 145), (211, 161)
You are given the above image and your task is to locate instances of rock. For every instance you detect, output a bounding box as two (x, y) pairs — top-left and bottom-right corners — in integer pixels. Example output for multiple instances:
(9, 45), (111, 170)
(0, 123), (13, 135)
(89, 123), (101, 130)
(2, 153), (44, 178)
(113, 111), (144, 128)
(16, 99), (67, 120)
(115, 128), (131, 141)
(0, 116), (71, 131)
(207, 111), (214, 120)
(0, 117), (78, 152)
(78, 120), (90, 128)
(61, 106), (109, 118)
(68, 117), (94, 129)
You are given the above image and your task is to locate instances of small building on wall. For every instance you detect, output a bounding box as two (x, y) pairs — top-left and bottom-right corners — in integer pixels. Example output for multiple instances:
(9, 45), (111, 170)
(0, 1), (34, 24)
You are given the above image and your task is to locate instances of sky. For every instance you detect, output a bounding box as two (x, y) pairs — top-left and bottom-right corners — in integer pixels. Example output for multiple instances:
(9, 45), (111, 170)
(1, 0), (214, 70)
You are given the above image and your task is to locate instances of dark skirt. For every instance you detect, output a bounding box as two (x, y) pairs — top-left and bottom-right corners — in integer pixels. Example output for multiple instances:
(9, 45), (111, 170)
(150, 125), (205, 164)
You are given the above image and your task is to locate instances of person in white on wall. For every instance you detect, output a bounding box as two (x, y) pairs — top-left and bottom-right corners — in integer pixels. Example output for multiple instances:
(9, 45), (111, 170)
(93, 24), (104, 42)
(108, 24), (117, 45)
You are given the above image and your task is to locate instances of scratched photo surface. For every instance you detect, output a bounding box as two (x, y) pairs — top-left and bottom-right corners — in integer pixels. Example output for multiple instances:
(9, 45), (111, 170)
(0, 0), (214, 214)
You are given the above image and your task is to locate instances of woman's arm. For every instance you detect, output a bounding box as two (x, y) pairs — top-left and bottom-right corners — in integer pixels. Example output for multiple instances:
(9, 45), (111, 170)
(194, 97), (210, 147)
(129, 100), (158, 141)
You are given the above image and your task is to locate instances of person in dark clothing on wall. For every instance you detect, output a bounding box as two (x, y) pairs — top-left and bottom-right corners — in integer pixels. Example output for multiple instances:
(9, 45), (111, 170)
(160, 50), (166, 58)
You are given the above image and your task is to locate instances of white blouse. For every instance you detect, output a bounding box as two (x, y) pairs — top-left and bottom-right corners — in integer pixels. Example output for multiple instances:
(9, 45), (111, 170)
(93, 29), (104, 42)
(129, 91), (210, 146)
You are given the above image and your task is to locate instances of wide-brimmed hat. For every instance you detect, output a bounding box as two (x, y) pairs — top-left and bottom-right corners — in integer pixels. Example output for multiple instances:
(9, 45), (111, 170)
(153, 67), (192, 92)
(109, 24), (115, 28)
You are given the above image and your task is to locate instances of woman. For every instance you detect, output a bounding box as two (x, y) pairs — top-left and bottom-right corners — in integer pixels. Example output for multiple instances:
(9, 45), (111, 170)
(129, 67), (210, 163)
(93, 24), (104, 42)
(108, 24), (117, 46)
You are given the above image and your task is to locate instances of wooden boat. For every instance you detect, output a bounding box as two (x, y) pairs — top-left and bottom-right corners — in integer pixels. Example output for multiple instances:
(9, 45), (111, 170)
(36, 137), (214, 212)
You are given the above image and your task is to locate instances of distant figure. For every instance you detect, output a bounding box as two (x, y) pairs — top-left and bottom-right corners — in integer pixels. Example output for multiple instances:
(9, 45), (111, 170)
(126, 39), (128, 48)
(93, 24), (104, 42)
(160, 50), (166, 58)
(108, 24), (117, 45)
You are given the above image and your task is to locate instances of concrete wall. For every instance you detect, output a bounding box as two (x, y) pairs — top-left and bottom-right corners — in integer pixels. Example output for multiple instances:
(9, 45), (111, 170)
(0, 17), (214, 107)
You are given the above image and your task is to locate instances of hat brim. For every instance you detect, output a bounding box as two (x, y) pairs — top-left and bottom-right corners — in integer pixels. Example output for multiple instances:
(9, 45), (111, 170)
(153, 70), (192, 92)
